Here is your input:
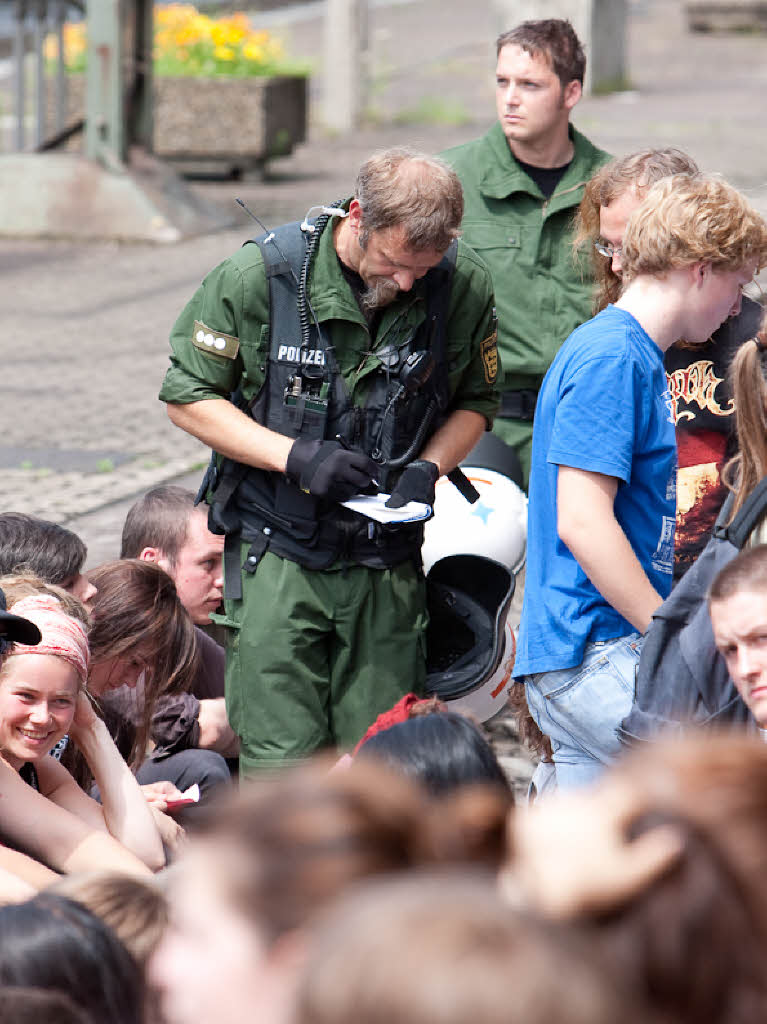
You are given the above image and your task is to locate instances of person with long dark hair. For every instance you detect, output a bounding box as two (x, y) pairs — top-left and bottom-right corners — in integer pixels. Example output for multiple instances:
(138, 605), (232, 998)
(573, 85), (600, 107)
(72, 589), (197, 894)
(84, 559), (231, 830)
(356, 711), (511, 797)
(0, 893), (145, 1024)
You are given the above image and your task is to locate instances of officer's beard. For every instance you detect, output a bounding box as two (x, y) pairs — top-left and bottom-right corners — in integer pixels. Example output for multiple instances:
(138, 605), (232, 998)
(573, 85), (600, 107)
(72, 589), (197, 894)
(360, 277), (401, 312)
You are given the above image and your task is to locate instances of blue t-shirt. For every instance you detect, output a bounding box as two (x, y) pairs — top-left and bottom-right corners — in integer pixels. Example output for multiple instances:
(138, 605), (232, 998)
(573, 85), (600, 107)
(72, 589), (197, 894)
(515, 306), (677, 676)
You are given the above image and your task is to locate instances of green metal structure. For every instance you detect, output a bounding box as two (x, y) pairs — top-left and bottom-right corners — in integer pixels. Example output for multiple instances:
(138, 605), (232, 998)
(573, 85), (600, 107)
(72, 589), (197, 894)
(85, 0), (153, 168)
(1, 0), (231, 241)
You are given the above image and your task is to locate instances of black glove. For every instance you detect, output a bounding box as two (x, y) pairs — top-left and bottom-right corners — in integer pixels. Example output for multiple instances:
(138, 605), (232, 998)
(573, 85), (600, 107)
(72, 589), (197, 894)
(286, 439), (378, 502)
(385, 460), (439, 508)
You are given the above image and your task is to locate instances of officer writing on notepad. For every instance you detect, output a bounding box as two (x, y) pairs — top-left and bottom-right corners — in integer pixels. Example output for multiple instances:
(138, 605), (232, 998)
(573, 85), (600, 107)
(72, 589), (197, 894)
(159, 148), (499, 771)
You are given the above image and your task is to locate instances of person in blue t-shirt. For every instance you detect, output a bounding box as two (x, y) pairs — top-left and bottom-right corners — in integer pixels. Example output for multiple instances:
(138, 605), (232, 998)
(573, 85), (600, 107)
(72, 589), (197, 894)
(515, 172), (767, 791)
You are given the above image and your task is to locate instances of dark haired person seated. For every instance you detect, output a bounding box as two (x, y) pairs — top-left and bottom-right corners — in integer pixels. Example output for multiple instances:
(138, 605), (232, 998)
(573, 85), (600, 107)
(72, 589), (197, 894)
(0, 987), (96, 1024)
(120, 486), (236, 760)
(709, 545), (767, 732)
(0, 511), (236, 775)
(356, 711), (512, 798)
(0, 513), (96, 604)
(0, 893), (144, 1024)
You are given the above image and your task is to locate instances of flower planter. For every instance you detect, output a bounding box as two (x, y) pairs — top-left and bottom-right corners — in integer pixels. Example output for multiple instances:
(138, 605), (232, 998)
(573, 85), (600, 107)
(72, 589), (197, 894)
(153, 75), (308, 174)
(46, 73), (308, 175)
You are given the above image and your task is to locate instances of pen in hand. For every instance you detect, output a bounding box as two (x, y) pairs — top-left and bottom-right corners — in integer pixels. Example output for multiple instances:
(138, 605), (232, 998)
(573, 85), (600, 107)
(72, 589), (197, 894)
(335, 435), (380, 490)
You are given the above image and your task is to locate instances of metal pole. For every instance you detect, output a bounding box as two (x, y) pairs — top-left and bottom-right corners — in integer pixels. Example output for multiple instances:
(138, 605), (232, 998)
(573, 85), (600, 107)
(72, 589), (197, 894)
(14, 0), (27, 151)
(323, 0), (368, 134)
(129, 0), (153, 151)
(34, 0), (47, 149)
(54, 0), (67, 133)
(85, 0), (125, 168)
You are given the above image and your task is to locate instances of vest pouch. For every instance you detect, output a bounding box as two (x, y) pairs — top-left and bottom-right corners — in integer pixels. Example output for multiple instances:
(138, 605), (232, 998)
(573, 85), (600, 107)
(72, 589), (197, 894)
(271, 353), (331, 441)
(272, 477), (322, 543)
(206, 458), (249, 537)
(350, 517), (425, 569)
(236, 470), (320, 544)
(378, 385), (435, 466)
(208, 499), (241, 538)
(282, 391), (329, 440)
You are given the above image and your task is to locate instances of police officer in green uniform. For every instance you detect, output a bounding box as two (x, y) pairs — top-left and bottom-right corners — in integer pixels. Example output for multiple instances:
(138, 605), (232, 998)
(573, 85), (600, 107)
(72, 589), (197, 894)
(159, 149), (499, 773)
(443, 19), (610, 488)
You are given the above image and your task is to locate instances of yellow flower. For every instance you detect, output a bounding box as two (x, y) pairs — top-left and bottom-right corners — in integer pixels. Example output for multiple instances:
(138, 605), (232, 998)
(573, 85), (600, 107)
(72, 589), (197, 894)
(211, 24), (228, 46)
(45, 21), (87, 70)
(221, 18), (248, 45)
(242, 41), (264, 63)
(54, 5), (292, 78)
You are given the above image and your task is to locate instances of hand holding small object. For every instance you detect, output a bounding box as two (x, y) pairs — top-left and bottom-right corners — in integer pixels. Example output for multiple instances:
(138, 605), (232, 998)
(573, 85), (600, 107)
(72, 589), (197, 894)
(385, 460), (439, 509)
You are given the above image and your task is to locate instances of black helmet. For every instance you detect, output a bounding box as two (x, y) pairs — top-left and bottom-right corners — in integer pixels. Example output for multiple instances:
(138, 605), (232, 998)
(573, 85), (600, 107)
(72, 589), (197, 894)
(0, 587), (41, 656)
(425, 554), (516, 722)
(461, 432), (524, 488)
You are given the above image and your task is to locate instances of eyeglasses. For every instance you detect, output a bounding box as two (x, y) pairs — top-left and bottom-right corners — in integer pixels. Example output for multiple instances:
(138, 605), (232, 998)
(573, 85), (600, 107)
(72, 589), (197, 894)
(594, 240), (622, 260)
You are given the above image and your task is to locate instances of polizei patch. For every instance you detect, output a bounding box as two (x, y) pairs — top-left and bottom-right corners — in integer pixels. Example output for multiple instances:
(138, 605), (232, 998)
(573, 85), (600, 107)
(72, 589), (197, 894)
(277, 345), (326, 366)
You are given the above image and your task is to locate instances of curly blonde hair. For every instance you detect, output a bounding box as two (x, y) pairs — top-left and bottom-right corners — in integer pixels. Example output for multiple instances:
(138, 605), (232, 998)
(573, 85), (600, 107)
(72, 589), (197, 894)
(621, 173), (767, 283)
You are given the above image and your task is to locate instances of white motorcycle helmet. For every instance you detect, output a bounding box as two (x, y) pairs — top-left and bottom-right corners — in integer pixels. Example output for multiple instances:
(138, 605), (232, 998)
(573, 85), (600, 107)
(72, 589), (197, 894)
(421, 435), (525, 722)
(425, 554), (516, 723)
(421, 433), (527, 575)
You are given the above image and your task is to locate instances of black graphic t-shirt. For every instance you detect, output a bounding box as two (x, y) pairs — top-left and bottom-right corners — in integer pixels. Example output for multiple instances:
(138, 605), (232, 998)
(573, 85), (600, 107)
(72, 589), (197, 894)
(665, 296), (762, 579)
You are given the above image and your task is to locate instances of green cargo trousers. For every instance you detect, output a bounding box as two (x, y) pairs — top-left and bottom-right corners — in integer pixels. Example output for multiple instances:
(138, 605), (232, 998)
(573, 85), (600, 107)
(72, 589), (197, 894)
(216, 547), (427, 774)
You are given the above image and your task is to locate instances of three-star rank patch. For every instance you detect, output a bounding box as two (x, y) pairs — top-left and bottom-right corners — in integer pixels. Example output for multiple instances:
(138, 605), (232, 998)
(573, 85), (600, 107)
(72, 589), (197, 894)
(192, 321), (239, 360)
(480, 328), (498, 385)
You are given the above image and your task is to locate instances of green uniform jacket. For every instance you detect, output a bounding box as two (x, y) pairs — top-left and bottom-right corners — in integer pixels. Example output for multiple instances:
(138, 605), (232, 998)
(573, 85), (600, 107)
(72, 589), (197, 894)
(443, 122), (610, 393)
(159, 215), (499, 432)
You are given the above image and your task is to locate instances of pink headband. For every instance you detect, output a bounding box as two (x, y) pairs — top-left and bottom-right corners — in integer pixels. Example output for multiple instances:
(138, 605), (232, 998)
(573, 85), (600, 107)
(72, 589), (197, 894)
(6, 595), (89, 682)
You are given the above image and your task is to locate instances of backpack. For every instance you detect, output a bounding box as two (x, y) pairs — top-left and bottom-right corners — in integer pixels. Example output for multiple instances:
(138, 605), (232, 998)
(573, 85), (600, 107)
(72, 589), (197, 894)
(619, 476), (767, 743)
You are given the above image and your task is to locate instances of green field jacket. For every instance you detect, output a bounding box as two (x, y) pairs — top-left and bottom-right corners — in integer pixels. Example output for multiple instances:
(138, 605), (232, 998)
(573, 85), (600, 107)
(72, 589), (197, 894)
(159, 214), (499, 426)
(443, 122), (610, 393)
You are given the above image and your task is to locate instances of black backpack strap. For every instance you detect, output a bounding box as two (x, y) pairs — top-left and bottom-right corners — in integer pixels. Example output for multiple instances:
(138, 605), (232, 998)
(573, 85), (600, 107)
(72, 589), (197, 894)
(424, 239), (458, 412)
(712, 489), (737, 538)
(716, 476), (767, 549)
(248, 221), (309, 355)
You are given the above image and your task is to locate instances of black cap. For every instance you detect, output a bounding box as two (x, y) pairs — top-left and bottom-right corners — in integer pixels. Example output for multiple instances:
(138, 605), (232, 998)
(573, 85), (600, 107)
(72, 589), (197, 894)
(0, 588), (42, 647)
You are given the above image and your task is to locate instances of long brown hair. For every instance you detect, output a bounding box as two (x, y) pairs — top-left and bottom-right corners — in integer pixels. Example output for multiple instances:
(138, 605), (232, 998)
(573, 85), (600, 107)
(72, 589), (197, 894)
(572, 148), (700, 313)
(194, 761), (439, 946)
(193, 759), (512, 945)
(721, 329), (767, 518)
(588, 734), (767, 1023)
(84, 560), (198, 770)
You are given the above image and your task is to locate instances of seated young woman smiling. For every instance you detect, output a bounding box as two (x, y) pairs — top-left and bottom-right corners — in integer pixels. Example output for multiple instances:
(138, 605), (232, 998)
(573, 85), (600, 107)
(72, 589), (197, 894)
(0, 591), (164, 872)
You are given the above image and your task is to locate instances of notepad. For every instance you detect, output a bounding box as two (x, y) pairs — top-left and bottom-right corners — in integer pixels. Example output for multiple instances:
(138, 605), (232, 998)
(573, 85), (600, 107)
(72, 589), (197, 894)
(164, 784), (200, 812)
(341, 493), (432, 524)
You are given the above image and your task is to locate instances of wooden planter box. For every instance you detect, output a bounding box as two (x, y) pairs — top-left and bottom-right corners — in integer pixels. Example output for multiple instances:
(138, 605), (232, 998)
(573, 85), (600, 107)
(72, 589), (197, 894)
(47, 73), (308, 175)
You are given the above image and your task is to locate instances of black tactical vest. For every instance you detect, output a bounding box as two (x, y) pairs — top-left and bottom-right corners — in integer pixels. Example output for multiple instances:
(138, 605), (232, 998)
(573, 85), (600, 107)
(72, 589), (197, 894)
(207, 217), (456, 579)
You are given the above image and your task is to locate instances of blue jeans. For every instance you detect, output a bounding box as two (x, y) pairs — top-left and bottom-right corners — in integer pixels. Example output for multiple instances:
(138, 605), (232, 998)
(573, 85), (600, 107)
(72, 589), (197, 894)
(524, 633), (643, 791)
